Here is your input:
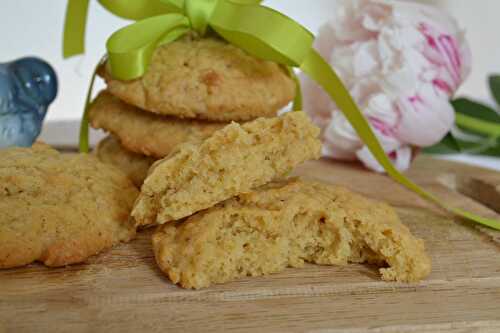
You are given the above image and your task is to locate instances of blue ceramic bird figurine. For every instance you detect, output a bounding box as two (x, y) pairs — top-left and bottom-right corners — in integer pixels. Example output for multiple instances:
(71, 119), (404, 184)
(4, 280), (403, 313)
(0, 57), (58, 148)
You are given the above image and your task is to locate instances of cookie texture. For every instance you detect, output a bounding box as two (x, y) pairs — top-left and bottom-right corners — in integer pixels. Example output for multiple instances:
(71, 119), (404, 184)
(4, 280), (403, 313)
(153, 179), (432, 289)
(0, 144), (139, 268)
(95, 135), (155, 187)
(89, 91), (224, 158)
(100, 36), (296, 121)
(132, 112), (321, 226)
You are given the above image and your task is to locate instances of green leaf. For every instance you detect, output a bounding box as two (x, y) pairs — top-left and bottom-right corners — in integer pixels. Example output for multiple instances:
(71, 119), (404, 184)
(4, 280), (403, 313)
(451, 98), (500, 138)
(479, 146), (500, 157)
(452, 98), (500, 123)
(474, 137), (500, 157)
(458, 138), (498, 154)
(424, 132), (500, 157)
(489, 75), (500, 106)
(453, 135), (500, 156)
(424, 133), (461, 154)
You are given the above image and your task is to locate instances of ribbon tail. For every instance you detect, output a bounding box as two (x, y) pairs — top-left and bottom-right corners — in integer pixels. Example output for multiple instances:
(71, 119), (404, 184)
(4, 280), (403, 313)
(79, 57), (105, 153)
(301, 49), (500, 230)
(454, 209), (500, 230)
(288, 67), (303, 111)
(63, 0), (90, 58)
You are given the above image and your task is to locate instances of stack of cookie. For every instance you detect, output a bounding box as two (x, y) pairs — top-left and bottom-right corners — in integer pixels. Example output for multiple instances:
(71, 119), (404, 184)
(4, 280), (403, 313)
(90, 35), (296, 187)
(0, 35), (432, 288)
(88, 35), (431, 289)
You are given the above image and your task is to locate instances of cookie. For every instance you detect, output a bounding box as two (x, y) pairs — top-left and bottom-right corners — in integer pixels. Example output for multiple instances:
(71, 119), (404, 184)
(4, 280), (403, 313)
(89, 91), (224, 158)
(95, 135), (155, 187)
(153, 178), (432, 289)
(132, 111), (321, 226)
(0, 144), (139, 268)
(99, 35), (296, 121)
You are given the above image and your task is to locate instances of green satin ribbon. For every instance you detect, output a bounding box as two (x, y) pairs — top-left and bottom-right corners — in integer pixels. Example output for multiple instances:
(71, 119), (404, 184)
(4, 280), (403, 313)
(63, 0), (500, 230)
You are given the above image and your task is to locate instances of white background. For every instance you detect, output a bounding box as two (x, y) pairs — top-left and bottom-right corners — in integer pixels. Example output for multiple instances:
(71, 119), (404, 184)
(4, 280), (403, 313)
(1, 0), (499, 169)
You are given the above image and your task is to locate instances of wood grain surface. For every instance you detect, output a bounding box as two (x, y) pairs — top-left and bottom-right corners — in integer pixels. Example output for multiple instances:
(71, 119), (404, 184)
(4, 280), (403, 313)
(1, 156), (499, 333)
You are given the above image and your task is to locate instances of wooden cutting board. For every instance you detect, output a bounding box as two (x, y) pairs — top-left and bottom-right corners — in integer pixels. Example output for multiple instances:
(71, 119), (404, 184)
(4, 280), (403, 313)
(1, 156), (500, 333)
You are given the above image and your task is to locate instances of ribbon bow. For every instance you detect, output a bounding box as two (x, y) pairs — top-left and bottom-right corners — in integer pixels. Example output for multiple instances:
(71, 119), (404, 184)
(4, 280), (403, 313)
(63, 0), (500, 230)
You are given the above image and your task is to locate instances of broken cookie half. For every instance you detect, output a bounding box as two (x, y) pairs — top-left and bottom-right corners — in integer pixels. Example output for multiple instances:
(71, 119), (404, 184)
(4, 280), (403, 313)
(132, 111), (321, 226)
(152, 179), (431, 289)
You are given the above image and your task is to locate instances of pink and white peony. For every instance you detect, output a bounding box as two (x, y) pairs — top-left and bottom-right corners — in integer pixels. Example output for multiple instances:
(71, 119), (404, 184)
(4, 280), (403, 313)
(301, 0), (471, 171)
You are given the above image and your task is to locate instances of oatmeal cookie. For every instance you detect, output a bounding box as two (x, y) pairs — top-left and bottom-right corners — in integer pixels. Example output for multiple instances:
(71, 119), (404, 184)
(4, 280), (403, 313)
(153, 179), (431, 289)
(89, 91), (224, 158)
(0, 144), (138, 268)
(100, 36), (296, 121)
(95, 135), (155, 187)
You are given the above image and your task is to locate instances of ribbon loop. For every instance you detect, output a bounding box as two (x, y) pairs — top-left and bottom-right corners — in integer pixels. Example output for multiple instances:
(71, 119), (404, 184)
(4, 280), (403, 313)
(184, 0), (218, 36)
(106, 14), (190, 80)
(98, 0), (176, 20)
